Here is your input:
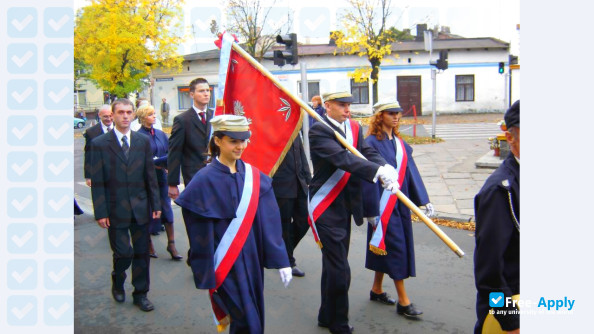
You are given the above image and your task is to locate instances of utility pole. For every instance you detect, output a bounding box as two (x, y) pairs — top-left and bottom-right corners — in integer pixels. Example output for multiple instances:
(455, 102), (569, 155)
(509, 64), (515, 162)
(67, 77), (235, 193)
(300, 62), (311, 164)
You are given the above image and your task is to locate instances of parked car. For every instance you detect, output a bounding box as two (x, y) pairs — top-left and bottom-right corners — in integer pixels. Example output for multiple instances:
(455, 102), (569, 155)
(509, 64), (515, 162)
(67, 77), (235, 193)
(74, 117), (86, 128)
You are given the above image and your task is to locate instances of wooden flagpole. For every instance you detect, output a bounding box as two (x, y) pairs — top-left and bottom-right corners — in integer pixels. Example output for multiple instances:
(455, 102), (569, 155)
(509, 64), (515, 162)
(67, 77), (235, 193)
(231, 43), (464, 258)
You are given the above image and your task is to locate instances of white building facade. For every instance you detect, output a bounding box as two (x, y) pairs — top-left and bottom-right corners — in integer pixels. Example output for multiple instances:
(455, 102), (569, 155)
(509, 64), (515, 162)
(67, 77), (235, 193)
(151, 37), (512, 119)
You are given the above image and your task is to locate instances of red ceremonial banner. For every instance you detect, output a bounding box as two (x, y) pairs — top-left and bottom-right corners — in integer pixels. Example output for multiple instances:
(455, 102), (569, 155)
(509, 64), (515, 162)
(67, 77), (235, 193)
(218, 48), (303, 176)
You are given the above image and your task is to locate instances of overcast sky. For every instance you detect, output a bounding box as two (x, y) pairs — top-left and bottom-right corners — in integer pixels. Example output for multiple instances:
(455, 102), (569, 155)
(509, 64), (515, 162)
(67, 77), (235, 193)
(75, 0), (520, 54)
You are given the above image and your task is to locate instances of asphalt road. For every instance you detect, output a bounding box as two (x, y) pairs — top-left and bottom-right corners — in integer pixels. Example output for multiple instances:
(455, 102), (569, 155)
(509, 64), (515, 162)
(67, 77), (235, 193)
(73, 128), (477, 334)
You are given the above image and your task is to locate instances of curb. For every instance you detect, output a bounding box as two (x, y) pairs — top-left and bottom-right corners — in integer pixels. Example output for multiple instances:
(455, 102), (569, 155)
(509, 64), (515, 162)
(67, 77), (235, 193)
(435, 211), (475, 223)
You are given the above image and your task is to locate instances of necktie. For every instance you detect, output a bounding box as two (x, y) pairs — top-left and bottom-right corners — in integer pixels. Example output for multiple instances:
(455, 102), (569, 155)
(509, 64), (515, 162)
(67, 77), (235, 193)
(106, 126), (111, 133)
(200, 113), (206, 125)
(121, 136), (129, 159)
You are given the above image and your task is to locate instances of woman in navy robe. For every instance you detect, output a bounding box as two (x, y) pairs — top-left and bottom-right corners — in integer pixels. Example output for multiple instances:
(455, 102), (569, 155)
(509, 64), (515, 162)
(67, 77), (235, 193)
(362, 102), (434, 318)
(175, 115), (291, 333)
(136, 105), (182, 260)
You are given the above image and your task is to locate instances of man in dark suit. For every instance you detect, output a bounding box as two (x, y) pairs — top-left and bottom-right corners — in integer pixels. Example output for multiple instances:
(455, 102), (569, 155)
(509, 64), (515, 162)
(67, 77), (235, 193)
(90, 98), (161, 312)
(474, 100), (520, 334)
(167, 77), (213, 199)
(83, 104), (113, 187)
(309, 92), (396, 334)
(272, 134), (312, 277)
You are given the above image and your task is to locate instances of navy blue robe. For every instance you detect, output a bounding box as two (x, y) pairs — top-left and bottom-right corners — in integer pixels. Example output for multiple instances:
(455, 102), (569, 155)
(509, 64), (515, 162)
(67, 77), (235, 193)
(362, 135), (430, 280)
(137, 127), (173, 232)
(175, 159), (290, 333)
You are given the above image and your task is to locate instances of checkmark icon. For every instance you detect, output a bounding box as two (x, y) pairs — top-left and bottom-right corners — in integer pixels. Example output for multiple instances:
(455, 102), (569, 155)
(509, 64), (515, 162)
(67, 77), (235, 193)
(158, 267), (181, 283)
(48, 195), (69, 211)
(12, 195), (33, 212)
(84, 266), (106, 283)
(304, 15), (326, 31)
(12, 266), (34, 283)
(12, 87), (34, 104)
(158, 304), (180, 318)
(11, 230), (34, 247)
(84, 232), (106, 247)
(48, 123), (69, 139)
(489, 292), (505, 307)
(48, 266), (70, 283)
(48, 302), (70, 319)
(12, 15), (34, 31)
(12, 303), (34, 319)
(48, 51), (70, 67)
(48, 231), (70, 247)
(12, 123), (34, 140)
(12, 159), (34, 176)
(48, 158), (69, 175)
(48, 14), (69, 31)
(12, 51), (34, 68)
(48, 87), (69, 103)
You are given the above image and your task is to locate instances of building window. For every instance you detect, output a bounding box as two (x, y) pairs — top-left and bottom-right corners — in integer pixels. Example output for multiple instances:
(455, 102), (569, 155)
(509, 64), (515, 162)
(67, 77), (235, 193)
(178, 85), (216, 110)
(456, 75), (474, 101)
(350, 79), (369, 104)
(297, 81), (320, 102)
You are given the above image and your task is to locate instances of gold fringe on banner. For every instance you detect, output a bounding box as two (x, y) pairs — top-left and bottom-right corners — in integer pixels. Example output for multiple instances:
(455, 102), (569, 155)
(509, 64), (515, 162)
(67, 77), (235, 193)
(316, 241), (323, 249)
(369, 244), (387, 256)
(216, 316), (230, 332)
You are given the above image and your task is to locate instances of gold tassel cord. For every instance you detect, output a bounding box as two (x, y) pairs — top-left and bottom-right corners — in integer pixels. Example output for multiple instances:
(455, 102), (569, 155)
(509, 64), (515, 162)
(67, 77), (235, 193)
(369, 244), (387, 256)
(216, 315), (231, 332)
(316, 241), (323, 249)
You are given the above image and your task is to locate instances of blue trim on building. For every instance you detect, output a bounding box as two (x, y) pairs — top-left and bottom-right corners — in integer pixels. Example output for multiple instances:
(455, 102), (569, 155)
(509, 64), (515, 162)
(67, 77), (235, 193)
(269, 62), (507, 75)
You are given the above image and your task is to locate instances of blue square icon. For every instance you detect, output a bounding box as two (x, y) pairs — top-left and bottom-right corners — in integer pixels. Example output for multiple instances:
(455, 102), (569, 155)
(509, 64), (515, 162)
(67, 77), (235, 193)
(7, 259), (37, 290)
(44, 7), (73, 38)
(43, 116), (72, 146)
(44, 224), (73, 254)
(8, 80), (37, 110)
(44, 79), (72, 110)
(44, 295), (73, 326)
(7, 295), (37, 326)
(7, 224), (37, 254)
(7, 152), (37, 182)
(300, 7), (330, 38)
(7, 188), (37, 218)
(7, 116), (38, 146)
(44, 260), (73, 290)
(44, 152), (72, 182)
(44, 43), (73, 73)
(7, 44), (37, 74)
(44, 188), (72, 218)
(489, 292), (505, 307)
(7, 7), (37, 38)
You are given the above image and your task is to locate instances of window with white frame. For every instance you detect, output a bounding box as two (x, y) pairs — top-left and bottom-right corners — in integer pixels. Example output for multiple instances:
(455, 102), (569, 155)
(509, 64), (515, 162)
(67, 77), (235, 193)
(455, 75), (474, 101)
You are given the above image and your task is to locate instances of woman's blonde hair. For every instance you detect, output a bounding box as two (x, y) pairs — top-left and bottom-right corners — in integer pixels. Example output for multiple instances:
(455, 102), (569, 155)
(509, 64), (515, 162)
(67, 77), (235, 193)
(136, 105), (155, 126)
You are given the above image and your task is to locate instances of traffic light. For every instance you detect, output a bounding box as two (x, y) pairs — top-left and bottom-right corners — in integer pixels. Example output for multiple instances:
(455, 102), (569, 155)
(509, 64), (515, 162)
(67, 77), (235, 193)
(498, 62), (505, 74)
(436, 50), (448, 70)
(274, 33), (298, 66)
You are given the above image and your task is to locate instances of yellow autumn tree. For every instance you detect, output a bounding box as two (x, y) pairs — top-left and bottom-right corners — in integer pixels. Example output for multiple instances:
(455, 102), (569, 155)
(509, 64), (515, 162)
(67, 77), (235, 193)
(332, 0), (412, 104)
(74, 0), (184, 98)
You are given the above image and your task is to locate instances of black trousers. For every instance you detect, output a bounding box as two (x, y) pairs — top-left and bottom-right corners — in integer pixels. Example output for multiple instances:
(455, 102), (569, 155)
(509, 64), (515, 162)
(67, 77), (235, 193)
(316, 207), (352, 333)
(108, 218), (150, 296)
(276, 190), (309, 267)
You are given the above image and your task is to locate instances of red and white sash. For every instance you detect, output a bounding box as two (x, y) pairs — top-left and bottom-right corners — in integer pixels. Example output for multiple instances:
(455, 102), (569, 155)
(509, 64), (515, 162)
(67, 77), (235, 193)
(209, 163), (261, 332)
(308, 120), (359, 248)
(369, 137), (408, 255)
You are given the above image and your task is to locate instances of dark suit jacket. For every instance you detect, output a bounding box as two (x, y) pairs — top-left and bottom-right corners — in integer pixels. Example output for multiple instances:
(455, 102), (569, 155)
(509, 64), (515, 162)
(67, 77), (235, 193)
(167, 107), (213, 186)
(309, 115), (386, 225)
(83, 122), (109, 179)
(272, 134), (311, 198)
(89, 130), (161, 228)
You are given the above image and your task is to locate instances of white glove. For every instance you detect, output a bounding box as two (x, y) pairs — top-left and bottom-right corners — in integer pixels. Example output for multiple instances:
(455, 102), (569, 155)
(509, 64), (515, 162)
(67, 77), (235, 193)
(375, 164), (399, 187)
(424, 203), (435, 217)
(366, 217), (379, 228)
(279, 267), (292, 288)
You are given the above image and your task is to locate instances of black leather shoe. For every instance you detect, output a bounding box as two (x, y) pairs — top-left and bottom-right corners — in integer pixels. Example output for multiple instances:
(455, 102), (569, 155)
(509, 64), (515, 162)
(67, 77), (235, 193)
(396, 303), (423, 317)
(291, 266), (305, 277)
(133, 296), (154, 312)
(111, 289), (125, 303)
(329, 325), (354, 333)
(370, 291), (396, 305)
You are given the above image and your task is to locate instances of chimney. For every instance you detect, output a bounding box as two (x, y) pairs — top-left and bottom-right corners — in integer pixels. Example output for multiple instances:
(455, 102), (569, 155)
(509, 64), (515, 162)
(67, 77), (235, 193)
(416, 24), (427, 41)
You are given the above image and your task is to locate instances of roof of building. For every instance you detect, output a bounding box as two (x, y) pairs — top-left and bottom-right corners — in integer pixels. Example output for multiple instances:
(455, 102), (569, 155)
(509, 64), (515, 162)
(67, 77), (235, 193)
(182, 37), (509, 61)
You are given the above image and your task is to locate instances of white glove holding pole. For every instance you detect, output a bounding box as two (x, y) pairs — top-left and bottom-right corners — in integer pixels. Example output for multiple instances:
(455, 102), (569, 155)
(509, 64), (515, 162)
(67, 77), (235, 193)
(376, 164), (399, 187)
(424, 203), (435, 217)
(366, 216), (380, 228)
(279, 267), (292, 288)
